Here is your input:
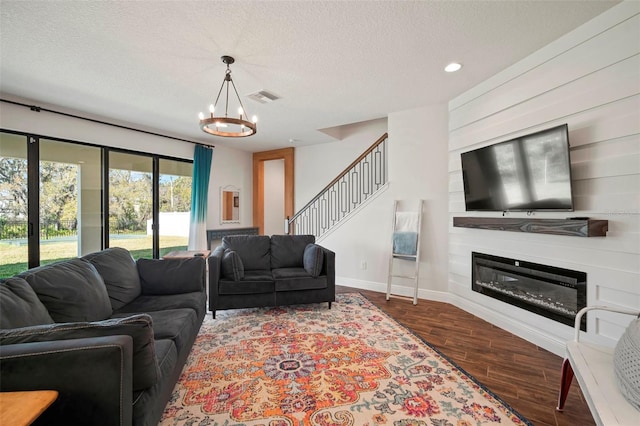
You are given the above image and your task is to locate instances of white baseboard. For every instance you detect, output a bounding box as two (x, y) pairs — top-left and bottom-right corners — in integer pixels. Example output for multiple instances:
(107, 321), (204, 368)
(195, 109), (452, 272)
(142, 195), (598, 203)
(337, 276), (450, 303)
(337, 277), (566, 357)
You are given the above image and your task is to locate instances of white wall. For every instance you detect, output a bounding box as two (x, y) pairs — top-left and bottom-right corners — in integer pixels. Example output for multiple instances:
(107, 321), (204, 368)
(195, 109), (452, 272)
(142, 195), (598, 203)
(447, 1), (640, 355)
(0, 96), (254, 234)
(296, 107), (450, 299)
(0, 97), (193, 159)
(207, 144), (253, 231)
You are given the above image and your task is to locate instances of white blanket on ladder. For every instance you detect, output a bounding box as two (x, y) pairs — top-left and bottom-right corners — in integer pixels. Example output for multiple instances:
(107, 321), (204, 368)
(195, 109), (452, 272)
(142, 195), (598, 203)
(395, 212), (419, 232)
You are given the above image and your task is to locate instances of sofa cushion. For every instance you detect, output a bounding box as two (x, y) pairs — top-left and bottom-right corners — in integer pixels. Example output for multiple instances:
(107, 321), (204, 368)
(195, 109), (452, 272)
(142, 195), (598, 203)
(142, 309), (197, 353)
(222, 235), (271, 271)
(137, 257), (204, 295)
(272, 267), (312, 279)
(18, 258), (112, 322)
(0, 314), (159, 391)
(218, 279), (275, 295)
(83, 247), (142, 310)
(303, 243), (324, 277)
(113, 292), (206, 322)
(0, 277), (54, 328)
(221, 249), (244, 281)
(274, 275), (328, 292)
(271, 235), (315, 269)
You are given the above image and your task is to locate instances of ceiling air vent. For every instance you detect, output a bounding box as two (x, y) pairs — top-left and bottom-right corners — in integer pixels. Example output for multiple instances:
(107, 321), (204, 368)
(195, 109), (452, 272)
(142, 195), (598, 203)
(247, 90), (280, 104)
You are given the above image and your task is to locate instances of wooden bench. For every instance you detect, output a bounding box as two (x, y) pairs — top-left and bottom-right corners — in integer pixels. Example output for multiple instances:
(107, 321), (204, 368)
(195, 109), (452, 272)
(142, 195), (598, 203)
(557, 306), (640, 425)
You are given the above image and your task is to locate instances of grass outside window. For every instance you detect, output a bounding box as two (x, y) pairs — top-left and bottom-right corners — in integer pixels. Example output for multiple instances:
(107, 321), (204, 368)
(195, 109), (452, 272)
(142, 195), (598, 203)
(0, 235), (188, 278)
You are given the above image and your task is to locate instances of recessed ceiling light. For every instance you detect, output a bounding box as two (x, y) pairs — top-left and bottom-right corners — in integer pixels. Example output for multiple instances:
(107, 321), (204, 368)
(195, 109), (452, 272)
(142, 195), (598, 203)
(445, 62), (462, 73)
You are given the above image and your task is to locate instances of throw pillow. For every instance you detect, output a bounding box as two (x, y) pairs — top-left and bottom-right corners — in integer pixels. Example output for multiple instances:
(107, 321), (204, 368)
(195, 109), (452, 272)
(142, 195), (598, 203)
(136, 257), (204, 295)
(303, 244), (324, 278)
(18, 258), (113, 322)
(83, 247), (142, 310)
(0, 277), (54, 329)
(221, 249), (245, 281)
(614, 317), (640, 410)
(0, 314), (159, 391)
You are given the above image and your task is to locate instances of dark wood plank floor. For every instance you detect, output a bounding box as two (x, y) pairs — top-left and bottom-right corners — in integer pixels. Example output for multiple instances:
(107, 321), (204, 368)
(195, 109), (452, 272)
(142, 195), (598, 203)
(337, 286), (595, 426)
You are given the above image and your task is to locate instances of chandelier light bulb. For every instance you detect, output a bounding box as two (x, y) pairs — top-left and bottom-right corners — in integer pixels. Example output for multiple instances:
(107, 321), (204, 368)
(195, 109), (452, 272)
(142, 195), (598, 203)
(198, 112), (205, 120)
(252, 115), (258, 123)
(209, 104), (215, 114)
(238, 107), (244, 116)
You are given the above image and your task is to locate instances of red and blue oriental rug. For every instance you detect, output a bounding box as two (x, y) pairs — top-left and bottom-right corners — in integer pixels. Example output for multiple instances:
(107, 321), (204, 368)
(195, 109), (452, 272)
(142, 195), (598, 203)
(160, 293), (531, 426)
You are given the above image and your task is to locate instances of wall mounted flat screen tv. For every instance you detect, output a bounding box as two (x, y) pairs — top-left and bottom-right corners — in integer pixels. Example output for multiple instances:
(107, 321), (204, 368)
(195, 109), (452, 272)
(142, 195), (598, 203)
(461, 124), (574, 212)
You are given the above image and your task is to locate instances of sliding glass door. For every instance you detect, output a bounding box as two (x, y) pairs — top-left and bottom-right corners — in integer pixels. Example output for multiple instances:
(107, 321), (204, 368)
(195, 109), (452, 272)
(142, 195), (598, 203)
(108, 151), (154, 259)
(0, 132), (28, 277)
(159, 159), (192, 257)
(107, 152), (193, 259)
(0, 130), (193, 278)
(1, 134), (104, 275)
(39, 139), (102, 265)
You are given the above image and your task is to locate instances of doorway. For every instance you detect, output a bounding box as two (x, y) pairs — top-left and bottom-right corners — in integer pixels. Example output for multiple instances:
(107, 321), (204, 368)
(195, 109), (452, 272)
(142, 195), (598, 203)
(252, 148), (294, 235)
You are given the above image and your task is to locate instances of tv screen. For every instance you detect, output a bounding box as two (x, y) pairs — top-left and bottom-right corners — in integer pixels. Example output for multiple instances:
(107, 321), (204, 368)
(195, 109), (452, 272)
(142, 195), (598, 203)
(461, 124), (574, 212)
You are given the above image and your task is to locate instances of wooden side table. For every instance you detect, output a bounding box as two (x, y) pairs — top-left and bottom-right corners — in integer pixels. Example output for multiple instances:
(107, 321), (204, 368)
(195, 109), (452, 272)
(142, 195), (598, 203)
(0, 390), (58, 426)
(162, 250), (210, 259)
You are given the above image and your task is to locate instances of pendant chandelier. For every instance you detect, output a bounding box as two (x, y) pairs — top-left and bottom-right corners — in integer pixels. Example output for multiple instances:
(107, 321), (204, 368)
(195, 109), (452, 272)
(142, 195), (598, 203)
(198, 56), (257, 138)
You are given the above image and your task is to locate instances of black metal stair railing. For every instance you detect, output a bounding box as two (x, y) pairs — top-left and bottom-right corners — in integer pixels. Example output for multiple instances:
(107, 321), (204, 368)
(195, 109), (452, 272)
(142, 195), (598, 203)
(287, 133), (388, 238)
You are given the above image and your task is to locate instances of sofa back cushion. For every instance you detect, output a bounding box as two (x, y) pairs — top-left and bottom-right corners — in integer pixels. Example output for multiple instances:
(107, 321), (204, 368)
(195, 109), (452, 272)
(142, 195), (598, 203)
(271, 235), (316, 269)
(222, 235), (271, 271)
(0, 277), (54, 329)
(0, 314), (158, 391)
(83, 247), (141, 310)
(18, 258), (112, 322)
(137, 257), (205, 294)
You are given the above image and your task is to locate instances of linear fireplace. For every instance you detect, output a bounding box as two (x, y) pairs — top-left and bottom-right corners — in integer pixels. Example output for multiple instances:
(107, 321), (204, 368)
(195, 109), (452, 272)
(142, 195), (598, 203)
(472, 252), (587, 330)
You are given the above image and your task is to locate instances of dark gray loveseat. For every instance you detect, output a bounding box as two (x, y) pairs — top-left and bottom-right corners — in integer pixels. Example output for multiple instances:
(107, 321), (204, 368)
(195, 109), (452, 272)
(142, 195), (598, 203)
(208, 234), (335, 317)
(0, 247), (206, 426)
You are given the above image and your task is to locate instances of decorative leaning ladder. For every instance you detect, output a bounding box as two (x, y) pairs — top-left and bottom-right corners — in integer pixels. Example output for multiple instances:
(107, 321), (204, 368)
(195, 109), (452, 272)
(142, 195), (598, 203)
(386, 199), (423, 305)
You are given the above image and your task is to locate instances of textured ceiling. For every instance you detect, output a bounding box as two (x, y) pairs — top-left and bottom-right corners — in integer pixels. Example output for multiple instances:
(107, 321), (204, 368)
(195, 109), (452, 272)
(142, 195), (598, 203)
(0, 1), (619, 152)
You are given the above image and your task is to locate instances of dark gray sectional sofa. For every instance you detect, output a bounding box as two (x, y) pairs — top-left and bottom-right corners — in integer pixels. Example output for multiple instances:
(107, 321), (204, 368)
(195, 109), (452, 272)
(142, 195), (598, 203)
(0, 247), (206, 426)
(208, 234), (335, 317)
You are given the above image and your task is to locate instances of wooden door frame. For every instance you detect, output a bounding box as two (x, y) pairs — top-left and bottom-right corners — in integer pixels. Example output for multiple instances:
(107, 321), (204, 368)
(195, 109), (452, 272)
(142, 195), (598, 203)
(253, 147), (294, 235)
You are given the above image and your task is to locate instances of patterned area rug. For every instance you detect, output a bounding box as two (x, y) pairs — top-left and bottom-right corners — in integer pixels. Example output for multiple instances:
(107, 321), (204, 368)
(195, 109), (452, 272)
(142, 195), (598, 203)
(160, 293), (531, 426)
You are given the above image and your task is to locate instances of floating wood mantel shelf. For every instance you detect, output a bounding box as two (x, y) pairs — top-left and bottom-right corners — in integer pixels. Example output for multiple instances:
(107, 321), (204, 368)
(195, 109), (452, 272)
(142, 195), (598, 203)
(453, 217), (608, 237)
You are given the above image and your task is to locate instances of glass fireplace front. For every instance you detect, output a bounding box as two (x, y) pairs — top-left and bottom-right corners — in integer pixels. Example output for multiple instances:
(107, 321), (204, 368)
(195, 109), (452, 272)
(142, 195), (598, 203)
(472, 252), (586, 330)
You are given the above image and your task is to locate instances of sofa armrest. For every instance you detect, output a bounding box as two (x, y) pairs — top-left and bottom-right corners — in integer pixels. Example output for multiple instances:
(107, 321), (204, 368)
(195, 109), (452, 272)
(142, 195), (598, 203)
(208, 246), (225, 312)
(319, 245), (336, 290)
(0, 335), (133, 426)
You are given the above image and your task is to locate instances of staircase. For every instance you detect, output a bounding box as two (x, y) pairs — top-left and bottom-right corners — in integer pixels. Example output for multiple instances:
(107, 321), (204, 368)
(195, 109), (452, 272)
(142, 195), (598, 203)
(287, 133), (388, 238)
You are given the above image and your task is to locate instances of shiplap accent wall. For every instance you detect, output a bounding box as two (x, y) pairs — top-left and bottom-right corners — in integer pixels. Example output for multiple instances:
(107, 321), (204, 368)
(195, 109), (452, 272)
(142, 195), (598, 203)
(447, 2), (640, 356)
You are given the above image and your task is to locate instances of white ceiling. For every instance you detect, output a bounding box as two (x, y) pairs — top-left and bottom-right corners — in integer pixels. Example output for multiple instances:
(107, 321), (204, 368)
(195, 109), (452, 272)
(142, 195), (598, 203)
(0, 1), (619, 152)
